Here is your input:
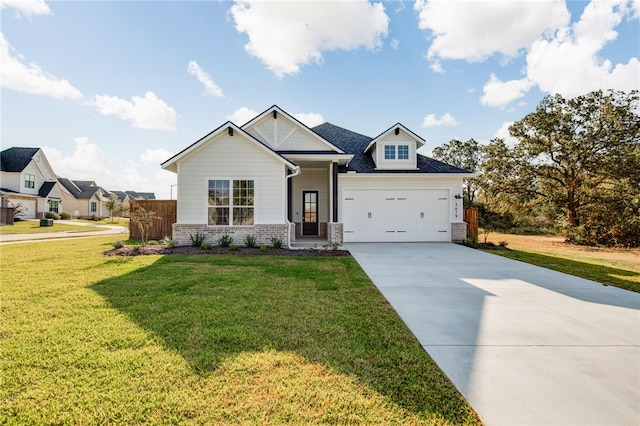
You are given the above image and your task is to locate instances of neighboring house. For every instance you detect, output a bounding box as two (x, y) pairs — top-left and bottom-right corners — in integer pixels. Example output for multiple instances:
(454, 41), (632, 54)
(106, 190), (156, 215)
(125, 191), (156, 200)
(161, 105), (473, 246)
(0, 147), (68, 219)
(57, 178), (109, 218)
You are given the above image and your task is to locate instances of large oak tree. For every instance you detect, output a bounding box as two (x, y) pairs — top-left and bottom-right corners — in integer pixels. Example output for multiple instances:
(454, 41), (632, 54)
(481, 90), (640, 246)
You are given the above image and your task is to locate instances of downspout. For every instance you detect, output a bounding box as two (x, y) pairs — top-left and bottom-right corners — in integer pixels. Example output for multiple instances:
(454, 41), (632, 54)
(285, 166), (301, 249)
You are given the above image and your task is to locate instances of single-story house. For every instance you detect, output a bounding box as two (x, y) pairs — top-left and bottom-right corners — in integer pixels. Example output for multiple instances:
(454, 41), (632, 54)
(105, 190), (156, 216)
(57, 178), (109, 218)
(0, 147), (68, 219)
(161, 105), (473, 246)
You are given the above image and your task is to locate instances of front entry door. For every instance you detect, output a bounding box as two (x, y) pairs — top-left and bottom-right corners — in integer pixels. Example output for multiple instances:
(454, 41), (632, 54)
(302, 191), (319, 235)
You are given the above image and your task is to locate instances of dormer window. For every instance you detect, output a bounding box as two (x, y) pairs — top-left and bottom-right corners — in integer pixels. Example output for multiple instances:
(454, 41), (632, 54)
(398, 145), (409, 160)
(384, 145), (396, 160)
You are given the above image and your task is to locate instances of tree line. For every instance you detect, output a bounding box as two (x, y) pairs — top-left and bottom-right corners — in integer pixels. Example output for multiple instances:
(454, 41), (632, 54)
(432, 90), (640, 247)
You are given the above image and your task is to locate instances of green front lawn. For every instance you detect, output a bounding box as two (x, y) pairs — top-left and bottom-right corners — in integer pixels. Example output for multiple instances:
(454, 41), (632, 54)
(0, 220), (105, 235)
(1, 237), (480, 425)
(490, 250), (640, 293)
(74, 217), (130, 227)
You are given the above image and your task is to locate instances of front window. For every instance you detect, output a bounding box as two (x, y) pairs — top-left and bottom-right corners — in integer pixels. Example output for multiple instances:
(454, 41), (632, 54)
(398, 145), (409, 160)
(233, 180), (254, 225)
(208, 180), (230, 225)
(208, 179), (254, 226)
(90, 201), (97, 213)
(25, 174), (35, 188)
(48, 200), (59, 213)
(384, 145), (396, 160)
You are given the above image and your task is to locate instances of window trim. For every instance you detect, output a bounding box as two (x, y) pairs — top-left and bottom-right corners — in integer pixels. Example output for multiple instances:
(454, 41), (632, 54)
(90, 201), (97, 213)
(48, 200), (59, 213)
(398, 145), (409, 160)
(207, 178), (255, 226)
(25, 173), (35, 189)
(384, 145), (396, 160)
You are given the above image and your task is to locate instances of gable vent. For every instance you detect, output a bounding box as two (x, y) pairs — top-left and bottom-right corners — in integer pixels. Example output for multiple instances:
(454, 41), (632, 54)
(228, 127), (234, 136)
(395, 127), (400, 135)
(273, 111), (278, 119)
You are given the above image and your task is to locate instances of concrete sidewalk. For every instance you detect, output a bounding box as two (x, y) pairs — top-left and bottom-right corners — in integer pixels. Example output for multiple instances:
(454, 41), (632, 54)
(347, 242), (640, 426)
(0, 220), (127, 244)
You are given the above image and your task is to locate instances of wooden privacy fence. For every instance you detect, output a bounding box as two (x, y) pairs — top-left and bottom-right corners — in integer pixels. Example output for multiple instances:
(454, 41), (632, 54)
(463, 207), (478, 240)
(0, 207), (15, 225)
(129, 200), (176, 240)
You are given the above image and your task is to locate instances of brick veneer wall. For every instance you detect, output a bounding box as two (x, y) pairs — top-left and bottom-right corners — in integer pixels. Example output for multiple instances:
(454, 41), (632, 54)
(451, 222), (467, 242)
(172, 223), (288, 247)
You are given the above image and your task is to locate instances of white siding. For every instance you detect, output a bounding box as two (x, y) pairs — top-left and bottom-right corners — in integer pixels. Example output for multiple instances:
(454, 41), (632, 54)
(176, 133), (287, 224)
(21, 162), (42, 195)
(0, 172), (20, 192)
(246, 115), (331, 151)
(373, 132), (418, 170)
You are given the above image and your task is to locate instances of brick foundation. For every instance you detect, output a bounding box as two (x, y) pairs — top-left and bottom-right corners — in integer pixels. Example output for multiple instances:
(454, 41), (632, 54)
(172, 223), (289, 247)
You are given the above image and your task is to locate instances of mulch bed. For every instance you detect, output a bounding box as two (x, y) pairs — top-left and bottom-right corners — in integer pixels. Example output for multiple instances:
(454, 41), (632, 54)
(104, 244), (350, 257)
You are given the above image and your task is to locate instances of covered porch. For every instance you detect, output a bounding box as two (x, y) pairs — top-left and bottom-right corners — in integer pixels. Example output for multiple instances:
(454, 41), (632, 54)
(283, 153), (350, 246)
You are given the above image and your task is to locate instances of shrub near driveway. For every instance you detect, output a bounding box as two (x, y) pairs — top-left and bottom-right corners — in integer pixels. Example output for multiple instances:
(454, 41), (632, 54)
(1, 237), (480, 425)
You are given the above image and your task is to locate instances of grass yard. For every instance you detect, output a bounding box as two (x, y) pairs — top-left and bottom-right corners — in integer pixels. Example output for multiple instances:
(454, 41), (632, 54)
(74, 217), (130, 227)
(0, 220), (105, 235)
(1, 237), (480, 425)
(484, 232), (640, 293)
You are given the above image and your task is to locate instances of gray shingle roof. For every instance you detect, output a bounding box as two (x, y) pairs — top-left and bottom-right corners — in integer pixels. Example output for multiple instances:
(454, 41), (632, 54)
(312, 123), (471, 174)
(38, 181), (57, 197)
(58, 178), (102, 199)
(0, 147), (39, 172)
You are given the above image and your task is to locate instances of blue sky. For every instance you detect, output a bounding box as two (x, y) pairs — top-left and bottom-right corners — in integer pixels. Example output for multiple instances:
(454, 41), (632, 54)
(2, 0), (638, 199)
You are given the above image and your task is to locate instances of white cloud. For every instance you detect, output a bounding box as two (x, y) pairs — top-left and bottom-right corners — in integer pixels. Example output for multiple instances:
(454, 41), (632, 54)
(293, 112), (324, 128)
(480, 74), (535, 107)
(476, 0), (639, 107)
(226, 107), (259, 125)
(414, 0), (569, 64)
(494, 121), (519, 147)
(230, 0), (389, 77)
(44, 138), (109, 180)
(139, 148), (173, 166)
(390, 38), (400, 50)
(44, 138), (176, 200)
(187, 60), (224, 97)
(0, 33), (83, 100)
(524, 0), (640, 98)
(422, 112), (458, 128)
(88, 91), (177, 131)
(0, 0), (51, 17)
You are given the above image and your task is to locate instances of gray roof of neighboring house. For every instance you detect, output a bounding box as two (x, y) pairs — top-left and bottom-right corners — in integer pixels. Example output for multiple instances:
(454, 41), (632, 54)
(125, 191), (156, 200)
(58, 178), (104, 199)
(312, 123), (472, 174)
(0, 147), (40, 172)
(108, 190), (128, 202)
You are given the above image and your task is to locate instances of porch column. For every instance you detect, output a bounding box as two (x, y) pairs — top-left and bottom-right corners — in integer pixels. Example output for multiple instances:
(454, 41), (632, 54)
(332, 162), (338, 222)
(287, 170), (293, 221)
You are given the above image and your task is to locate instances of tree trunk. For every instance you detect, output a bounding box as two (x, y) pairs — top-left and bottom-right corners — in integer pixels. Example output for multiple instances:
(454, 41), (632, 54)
(566, 185), (579, 227)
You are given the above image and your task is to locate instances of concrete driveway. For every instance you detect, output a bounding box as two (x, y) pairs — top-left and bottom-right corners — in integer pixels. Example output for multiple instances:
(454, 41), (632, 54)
(347, 243), (640, 426)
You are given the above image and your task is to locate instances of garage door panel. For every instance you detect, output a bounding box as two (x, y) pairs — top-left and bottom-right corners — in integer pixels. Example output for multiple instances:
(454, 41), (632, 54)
(342, 189), (450, 242)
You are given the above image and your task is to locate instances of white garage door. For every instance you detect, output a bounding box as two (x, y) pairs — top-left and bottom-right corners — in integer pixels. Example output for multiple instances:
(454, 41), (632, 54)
(342, 189), (450, 242)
